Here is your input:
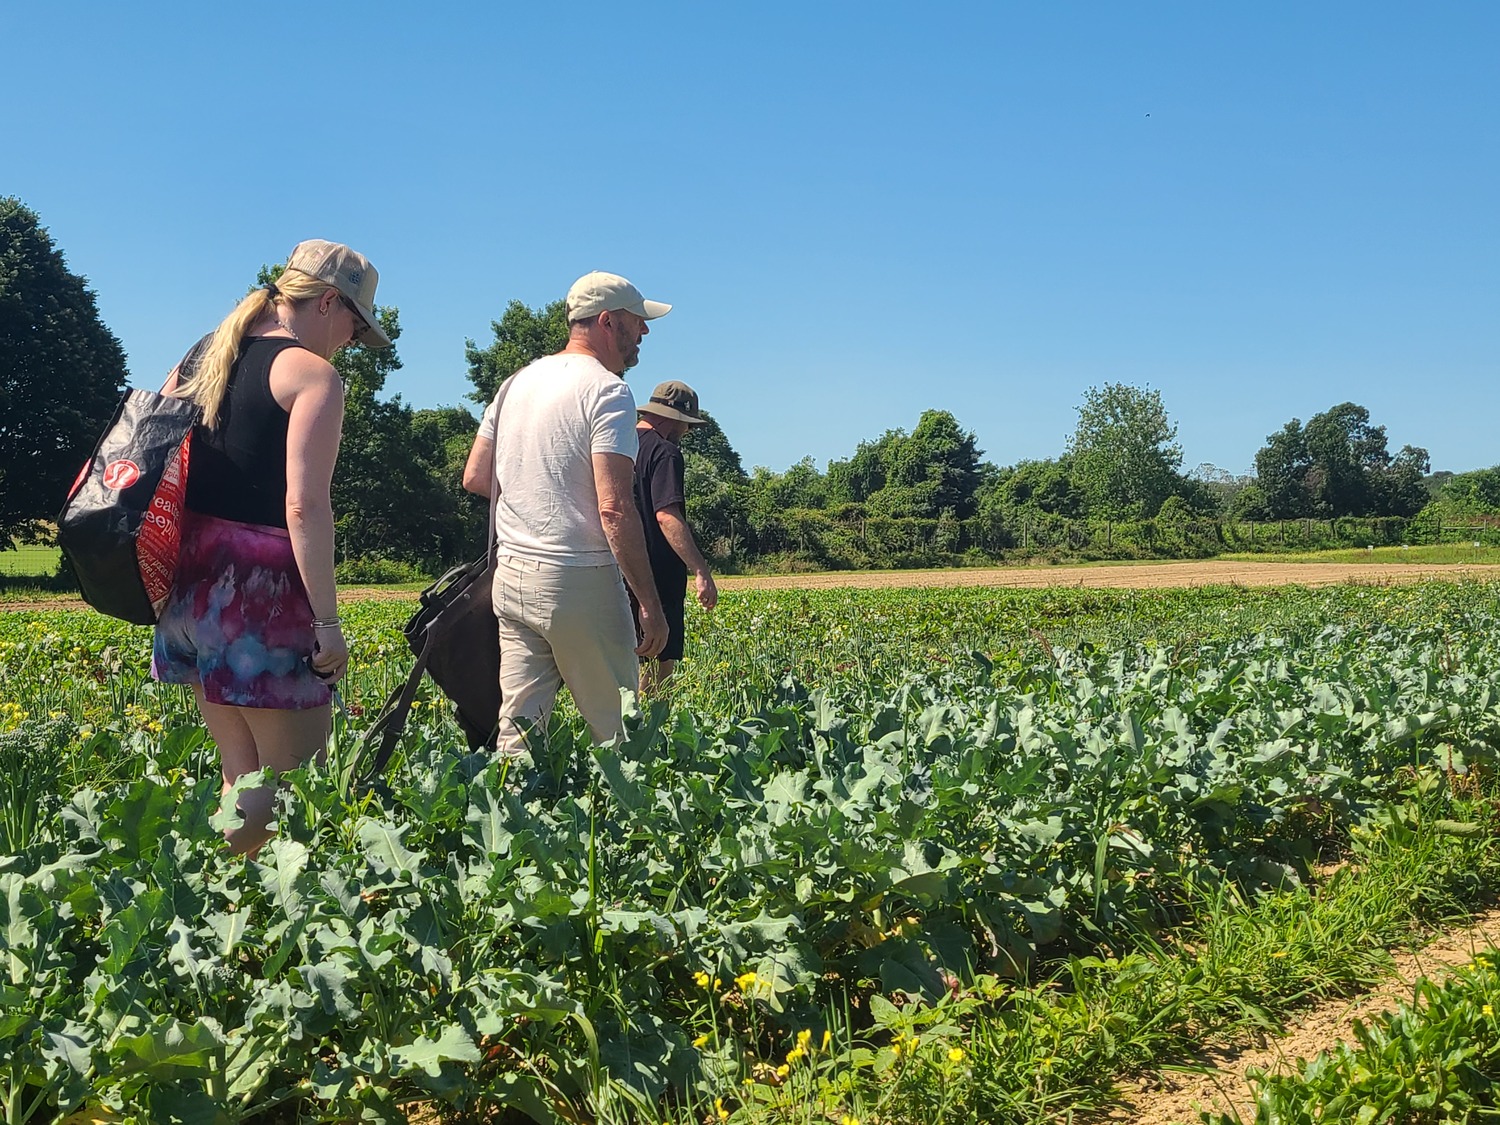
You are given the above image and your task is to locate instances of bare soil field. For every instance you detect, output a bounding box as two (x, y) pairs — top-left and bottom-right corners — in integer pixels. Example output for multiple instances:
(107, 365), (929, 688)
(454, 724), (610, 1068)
(716, 560), (1500, 592)
(9, 560), (1500, 613)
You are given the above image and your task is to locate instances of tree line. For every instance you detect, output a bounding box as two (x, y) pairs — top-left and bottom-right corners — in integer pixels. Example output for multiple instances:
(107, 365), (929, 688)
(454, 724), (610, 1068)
(4, 196), (1494, 576)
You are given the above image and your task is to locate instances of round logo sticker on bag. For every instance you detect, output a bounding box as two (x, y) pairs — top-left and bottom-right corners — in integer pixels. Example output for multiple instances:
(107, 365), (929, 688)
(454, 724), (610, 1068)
(101, 459), (142, 490)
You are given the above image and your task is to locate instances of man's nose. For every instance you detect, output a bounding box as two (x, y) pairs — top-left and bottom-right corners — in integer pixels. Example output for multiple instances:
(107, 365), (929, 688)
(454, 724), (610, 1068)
(640, 321), (649, 336)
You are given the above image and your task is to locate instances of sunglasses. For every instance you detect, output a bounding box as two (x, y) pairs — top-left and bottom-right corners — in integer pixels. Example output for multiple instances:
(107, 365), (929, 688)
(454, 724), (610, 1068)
(338, 294), (372, 344)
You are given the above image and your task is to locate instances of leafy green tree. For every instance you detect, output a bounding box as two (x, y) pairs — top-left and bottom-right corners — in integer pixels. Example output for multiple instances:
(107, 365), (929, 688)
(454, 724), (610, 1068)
(680, 411), (746, 482)
(826, 412), (987, 518)
(884, 409), (988, 518)
(1378, 444), (1432, 518)
(1254, 403), (1429, 519)
(979, 458), (1085, 519)
(1185, 463), (1251, 518)
(1228, 482), (1272, 520)
(750, 457), (828, 512)
(1066, 383), (1183, 519)
(465, 298), (569, 407)
(1303, 402), (1387, 516)
(1253, 420), (1311, 518)
(259, 263), (467, 569)
(1429, 466), (1500, 515)
(330, 309), (469, 569)
(683, 453), (750, 560)
(0, 197), (128, 547)
(826, 431), (903, 505)
(413, 405), (488, 550)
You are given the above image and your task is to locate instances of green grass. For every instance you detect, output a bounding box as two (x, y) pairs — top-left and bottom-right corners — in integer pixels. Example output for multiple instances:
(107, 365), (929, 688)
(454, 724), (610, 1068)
(0, 545), (61, 577)
(1221, 544), (1500, 565)
(1204, 950), (1500, 1124)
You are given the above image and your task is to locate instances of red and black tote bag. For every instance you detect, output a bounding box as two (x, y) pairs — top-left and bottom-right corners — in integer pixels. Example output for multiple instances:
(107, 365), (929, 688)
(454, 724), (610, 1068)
(57, 389), (200, 625)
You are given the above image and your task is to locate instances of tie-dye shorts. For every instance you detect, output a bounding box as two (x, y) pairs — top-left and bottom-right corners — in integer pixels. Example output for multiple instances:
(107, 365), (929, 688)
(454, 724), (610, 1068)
(151, 511), (333, 709)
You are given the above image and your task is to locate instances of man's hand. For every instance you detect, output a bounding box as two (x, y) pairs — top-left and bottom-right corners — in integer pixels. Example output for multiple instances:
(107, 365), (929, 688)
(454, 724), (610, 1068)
(635, 601), (668, 658)
(694, 569), (718, 610)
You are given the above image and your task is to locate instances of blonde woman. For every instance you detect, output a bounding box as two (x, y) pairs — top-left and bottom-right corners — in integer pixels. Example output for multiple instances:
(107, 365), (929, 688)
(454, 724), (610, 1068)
(155, 240), (390, 854)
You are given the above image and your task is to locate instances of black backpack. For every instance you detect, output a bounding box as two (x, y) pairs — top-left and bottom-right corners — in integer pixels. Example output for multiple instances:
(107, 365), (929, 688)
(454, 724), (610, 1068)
(357, 553), (501, 778)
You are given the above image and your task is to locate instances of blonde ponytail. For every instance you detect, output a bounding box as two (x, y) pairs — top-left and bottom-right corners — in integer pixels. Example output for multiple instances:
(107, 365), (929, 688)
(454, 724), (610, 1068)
(173, 269), (332, 429)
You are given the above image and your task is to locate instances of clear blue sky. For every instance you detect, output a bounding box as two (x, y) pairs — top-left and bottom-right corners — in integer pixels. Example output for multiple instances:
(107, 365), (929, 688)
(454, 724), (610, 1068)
(9, 3), (1497, 477)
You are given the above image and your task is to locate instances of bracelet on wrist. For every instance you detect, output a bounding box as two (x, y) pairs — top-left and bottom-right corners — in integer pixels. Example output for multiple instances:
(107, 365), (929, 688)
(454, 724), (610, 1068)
(311, 617), (342, 630)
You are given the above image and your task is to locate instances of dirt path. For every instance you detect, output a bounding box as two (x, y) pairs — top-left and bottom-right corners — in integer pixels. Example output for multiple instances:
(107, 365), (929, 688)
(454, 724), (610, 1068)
(1114, 907), (1500, 1125)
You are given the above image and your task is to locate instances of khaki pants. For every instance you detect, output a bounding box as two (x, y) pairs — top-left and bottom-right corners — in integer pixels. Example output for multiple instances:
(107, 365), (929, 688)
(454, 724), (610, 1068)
(492, 554), (638, 757)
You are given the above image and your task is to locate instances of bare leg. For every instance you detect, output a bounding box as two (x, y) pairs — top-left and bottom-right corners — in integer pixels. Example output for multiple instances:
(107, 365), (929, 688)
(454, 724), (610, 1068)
(639, 658), (677, 699)
(194, 685), (331, 855)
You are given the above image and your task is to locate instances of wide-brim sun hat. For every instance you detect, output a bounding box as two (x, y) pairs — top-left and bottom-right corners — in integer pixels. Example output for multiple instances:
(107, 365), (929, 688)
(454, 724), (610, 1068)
(283, 239), (392, 348)
(638, 380), (706, 425)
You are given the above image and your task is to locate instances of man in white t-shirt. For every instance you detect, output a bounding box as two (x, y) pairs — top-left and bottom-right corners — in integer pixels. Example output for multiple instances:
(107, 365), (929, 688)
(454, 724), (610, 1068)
(463, 271), (670, 758)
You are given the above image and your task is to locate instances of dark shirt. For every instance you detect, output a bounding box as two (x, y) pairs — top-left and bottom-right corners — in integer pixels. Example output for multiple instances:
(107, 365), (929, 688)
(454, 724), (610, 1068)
(633, 426), (688, 597)
(186, 337), (308, 528)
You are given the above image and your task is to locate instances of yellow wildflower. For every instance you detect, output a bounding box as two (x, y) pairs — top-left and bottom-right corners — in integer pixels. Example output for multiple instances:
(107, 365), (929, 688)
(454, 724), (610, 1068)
(891, 1042), (901, 1058)
(693, 970), (711, 988)
(776, 1064), (789, 1078)
(735, 971), (759, 992)
(796, 1028), (811, 1047)
(948, 1047), (965, 1063)
(693, 1034), (710, 1048)
(1485, 1004), (1495, 1016)
(821, 1029), (832, 1050)
(715, 1098), (728, 1121)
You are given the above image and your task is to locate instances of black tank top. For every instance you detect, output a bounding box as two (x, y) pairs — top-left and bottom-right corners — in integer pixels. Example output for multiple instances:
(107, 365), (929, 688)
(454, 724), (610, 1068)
(185, 337), (309, 528)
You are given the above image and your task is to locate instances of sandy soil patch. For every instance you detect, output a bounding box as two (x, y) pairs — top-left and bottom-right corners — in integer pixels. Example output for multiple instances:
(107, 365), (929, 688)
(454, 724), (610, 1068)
(1112, 906), (1500, 1125)
(717, 560), (1500, 592)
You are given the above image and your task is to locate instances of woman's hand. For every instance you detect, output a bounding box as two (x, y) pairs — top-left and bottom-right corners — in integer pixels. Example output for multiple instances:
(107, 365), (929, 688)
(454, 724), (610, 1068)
(311, 623), (349, 685)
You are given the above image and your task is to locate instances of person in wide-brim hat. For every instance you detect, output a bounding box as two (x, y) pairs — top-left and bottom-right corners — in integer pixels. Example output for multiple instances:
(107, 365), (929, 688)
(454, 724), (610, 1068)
(632, 379), (718, 696)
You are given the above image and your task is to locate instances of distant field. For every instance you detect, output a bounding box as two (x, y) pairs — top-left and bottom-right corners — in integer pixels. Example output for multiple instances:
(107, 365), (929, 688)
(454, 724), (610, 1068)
(1220, 544), (1500, 565)
(0, 544), (61, 576)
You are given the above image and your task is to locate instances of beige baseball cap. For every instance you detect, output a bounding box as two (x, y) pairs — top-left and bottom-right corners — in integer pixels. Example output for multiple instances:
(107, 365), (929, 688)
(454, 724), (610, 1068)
(566, 271), (672, 322)
(283, 239), (392, 348)
(638, 380), (707, 425)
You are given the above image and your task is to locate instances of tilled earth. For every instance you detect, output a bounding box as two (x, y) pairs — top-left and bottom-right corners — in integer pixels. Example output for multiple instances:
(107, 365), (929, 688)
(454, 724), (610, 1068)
(714, 559), (1500, 592)
(9, 561), (1500, 614)
(1108, 906), (1500, 1125)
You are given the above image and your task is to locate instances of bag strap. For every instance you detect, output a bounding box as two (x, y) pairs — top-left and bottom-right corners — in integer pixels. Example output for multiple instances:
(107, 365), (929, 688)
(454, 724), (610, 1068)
(354, 376), (514, 781)
(356, 628), (439, 782)
(158, 333), (215, 397)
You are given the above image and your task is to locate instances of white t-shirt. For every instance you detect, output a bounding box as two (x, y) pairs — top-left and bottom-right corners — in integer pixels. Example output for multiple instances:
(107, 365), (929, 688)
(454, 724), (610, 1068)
(477, 352), (638, 565)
